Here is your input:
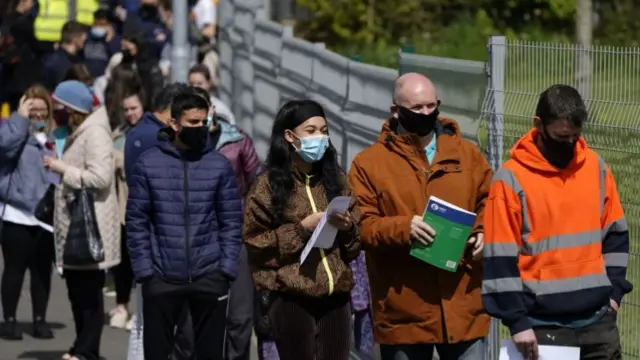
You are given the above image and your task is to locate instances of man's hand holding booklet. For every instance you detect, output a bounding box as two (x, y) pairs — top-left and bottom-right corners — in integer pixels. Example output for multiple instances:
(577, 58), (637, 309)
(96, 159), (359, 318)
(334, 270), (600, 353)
(409, 196), (477, 272)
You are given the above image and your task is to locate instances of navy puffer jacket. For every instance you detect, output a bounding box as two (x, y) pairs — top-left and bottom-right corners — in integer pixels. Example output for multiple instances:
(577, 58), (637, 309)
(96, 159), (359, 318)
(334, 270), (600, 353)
(126, 132), (243, 283)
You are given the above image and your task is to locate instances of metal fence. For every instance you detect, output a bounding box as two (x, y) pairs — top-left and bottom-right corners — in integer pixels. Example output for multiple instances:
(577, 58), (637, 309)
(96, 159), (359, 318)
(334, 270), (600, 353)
(217, 0), (486, 170)
(218, 0), (640, 357)
(483, 35), (640, 359)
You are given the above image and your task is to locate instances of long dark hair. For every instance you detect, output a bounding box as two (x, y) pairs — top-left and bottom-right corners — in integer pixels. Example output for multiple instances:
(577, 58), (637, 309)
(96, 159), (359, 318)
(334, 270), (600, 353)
(105, 64), (145, 129)
(266, 100), (344, 224)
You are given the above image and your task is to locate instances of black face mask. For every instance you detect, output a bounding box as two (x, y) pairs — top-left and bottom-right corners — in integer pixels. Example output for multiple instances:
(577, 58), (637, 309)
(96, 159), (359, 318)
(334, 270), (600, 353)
(539, 128), (576, 169)
(121, 49), (135, 63)
(138, 4), (158, 20)
(178, 126), (208, 150)
(397, 105), (439, 136)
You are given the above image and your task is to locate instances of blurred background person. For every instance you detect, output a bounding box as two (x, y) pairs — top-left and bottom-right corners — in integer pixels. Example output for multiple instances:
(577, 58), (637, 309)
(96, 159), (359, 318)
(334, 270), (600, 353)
(42, 21), (88, 91)
(188, 64), (235, 125)
(93, 53), (123, 104)
(0, 85), (57, 340)
(122, 0), (168, 58)
(31, 0), (97, 53)
(119, 29), (165, 107)
(157, 0), (199, 79)
(0, 0), (46, 111)
(47, 80), (120, 360)
(84, 9), (121, 78)
(105, 65), (144, 130)
(106, 65), (145, 330)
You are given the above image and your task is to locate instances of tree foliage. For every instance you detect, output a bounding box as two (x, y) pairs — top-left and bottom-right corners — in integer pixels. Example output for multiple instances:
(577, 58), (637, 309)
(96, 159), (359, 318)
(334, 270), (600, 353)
(293, 0), (640, 62)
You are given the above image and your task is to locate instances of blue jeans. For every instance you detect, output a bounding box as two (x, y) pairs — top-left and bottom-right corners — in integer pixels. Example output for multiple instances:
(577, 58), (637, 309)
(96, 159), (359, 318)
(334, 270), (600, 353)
(380, 337), (486, 360)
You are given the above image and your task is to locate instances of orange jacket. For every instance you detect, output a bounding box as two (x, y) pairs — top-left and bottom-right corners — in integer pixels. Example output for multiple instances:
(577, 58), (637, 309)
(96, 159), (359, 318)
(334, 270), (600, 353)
(348, 117), (492, 344)
(482, 128), (633, 335)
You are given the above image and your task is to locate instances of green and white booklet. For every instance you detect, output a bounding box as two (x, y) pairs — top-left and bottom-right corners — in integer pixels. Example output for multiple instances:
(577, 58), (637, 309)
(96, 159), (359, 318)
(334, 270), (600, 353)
(409, 196), (477, 272)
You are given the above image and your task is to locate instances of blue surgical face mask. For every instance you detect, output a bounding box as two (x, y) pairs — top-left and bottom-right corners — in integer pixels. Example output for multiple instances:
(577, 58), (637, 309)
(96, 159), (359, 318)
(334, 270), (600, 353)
(295, 135), (329, 163)
(30, 119), (47, 131)
(91, 27), (107, 38)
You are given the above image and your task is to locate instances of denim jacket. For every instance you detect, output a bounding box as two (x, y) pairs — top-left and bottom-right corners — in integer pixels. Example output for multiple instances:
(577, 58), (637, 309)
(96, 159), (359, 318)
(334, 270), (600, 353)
(0, 113), (58, 215)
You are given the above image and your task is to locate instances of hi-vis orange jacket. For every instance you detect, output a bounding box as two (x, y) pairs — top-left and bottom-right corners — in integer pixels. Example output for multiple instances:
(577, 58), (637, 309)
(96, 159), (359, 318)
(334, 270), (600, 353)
(482, 128), (633, 335)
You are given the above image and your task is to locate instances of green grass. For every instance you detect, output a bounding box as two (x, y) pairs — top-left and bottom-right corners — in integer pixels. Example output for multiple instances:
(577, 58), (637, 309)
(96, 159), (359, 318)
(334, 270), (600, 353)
(477, 41), (640, 358)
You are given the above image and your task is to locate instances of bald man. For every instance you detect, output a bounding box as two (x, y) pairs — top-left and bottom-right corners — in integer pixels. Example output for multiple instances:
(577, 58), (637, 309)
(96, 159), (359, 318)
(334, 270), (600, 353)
(348, 73), (493, 360)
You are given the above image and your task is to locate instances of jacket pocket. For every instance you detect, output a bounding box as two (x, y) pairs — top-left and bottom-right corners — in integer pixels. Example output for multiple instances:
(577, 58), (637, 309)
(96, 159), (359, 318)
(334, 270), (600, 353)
(535, 258), (610, 313)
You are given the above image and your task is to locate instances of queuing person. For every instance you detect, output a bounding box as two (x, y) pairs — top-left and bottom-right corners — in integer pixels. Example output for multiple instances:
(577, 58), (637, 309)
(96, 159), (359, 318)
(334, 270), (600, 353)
(0, 86), (57, 340)
(0, 0), (46, 111)
(124, 83), (187, 179)
(348, 73), (492, 360)
(244, 99), (361, 360)
(123, 0), (169, 57)
(106, 69), (146, 330)
(350, 252), (374, 356)
(126, 86), (243, 359)
(124, 83), (195, 360)
(84, 9), (121, 78)
(104, 65), (144, 129)
(483, 84), (633, 359)
(189, 64), (235, 125)
(195, 87), (262, 360)
(47, 80), (120, 360)
(42, 21), (87, 91)
(119, 29), (165, 107)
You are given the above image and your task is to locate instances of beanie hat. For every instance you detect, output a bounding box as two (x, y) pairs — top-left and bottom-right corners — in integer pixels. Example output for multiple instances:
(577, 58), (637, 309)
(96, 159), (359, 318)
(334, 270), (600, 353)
(52, 80), (94, 114)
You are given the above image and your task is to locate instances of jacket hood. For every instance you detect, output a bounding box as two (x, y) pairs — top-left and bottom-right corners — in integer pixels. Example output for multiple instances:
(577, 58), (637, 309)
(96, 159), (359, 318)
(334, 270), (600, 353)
(213, 120), (243, 150)
(510, 128), (588, 173)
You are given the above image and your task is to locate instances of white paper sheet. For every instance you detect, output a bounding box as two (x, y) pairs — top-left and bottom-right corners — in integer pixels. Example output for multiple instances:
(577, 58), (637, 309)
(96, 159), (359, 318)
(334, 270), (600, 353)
(499, 340), (580, 360)
(300, 196), (352, 264)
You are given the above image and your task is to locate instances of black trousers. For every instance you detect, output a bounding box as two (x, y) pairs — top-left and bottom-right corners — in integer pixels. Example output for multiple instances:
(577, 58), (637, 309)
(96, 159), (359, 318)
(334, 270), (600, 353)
(142, 275), (229, 360)
(269, 292), (352, 360)
(0, 222), (54, 321)
(65, 269), (105, 360)
(534, 308), (622, 360)
(225, 244), (254, 360)
(114, 227), (133, 305)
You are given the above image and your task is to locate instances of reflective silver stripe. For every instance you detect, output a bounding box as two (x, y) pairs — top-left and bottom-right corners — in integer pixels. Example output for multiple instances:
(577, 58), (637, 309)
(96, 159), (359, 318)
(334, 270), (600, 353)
(524, 273), (611, 295)
(483, 277), (523, 294)
(604, 253), (629, 267)
(492, 168), (532, 245)
(597, 154), (605, 215)
(524, 229), (601, 256)
(484, 242), (519, 258)
(603, 217), (628, 236)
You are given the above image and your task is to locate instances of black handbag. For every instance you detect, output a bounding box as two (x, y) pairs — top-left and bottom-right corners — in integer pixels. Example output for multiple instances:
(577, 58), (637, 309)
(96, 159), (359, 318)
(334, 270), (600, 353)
(63, 189), (105, 265)
(34, 184), (55, 226)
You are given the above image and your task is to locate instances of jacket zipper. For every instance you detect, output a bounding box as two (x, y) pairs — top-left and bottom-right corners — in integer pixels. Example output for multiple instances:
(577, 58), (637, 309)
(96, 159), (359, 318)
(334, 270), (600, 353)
(304, 175), (335, 295)
(183, 159), (192, 283)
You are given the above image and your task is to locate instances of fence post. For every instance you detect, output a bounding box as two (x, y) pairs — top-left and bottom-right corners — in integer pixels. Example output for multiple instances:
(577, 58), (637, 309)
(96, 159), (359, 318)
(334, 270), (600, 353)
(170, 0), (190, 82)
(487, 36), (506, 171)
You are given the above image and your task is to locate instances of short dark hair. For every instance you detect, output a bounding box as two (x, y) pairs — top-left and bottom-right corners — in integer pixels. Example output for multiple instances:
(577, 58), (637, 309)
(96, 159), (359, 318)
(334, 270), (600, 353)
(171, 87), (210, 120)
(61, 21), (87, 44)
(535, 84), (588, 127)
(151, 83), (189, 113)
(94, 9), (110, 21)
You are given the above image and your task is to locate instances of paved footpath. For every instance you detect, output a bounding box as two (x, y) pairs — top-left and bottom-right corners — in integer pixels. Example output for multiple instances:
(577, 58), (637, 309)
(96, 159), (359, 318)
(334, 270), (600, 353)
(0, 255), (259, 360)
